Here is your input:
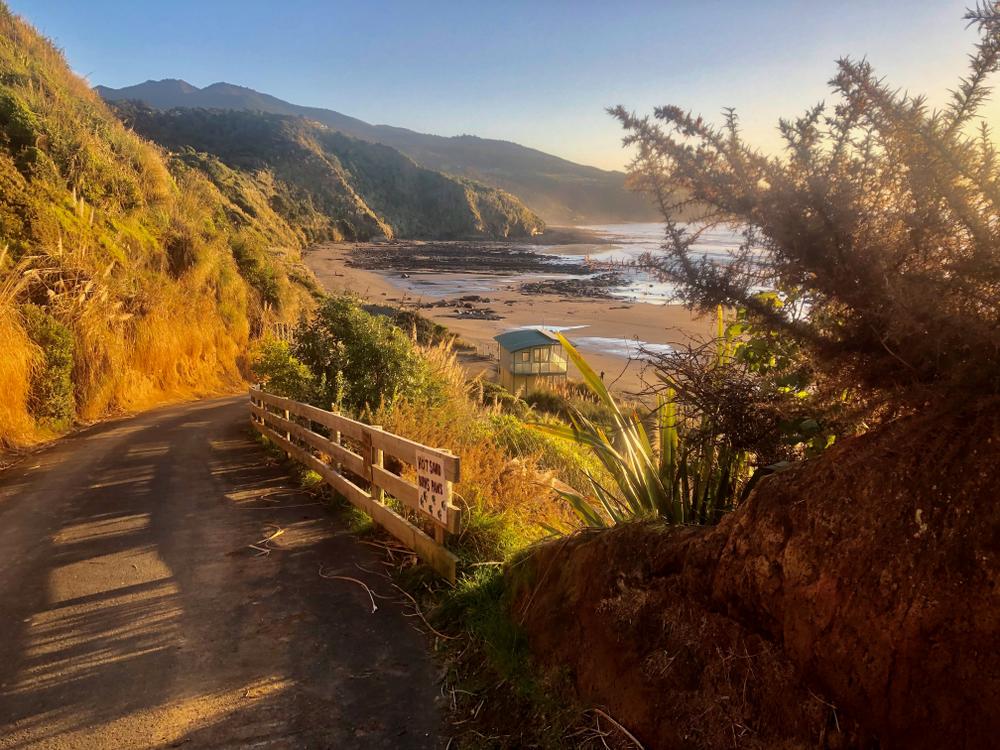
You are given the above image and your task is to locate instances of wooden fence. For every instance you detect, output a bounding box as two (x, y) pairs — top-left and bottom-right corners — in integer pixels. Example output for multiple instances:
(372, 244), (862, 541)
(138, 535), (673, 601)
(249, 387), (461, 582)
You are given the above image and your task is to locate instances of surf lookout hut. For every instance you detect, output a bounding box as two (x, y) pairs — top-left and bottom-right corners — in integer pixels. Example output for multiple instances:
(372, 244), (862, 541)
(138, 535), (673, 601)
(494, 328), (568, 393)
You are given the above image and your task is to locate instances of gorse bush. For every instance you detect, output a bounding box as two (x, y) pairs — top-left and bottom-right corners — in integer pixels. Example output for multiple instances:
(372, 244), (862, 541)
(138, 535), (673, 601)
(613, 3), (1000, 408)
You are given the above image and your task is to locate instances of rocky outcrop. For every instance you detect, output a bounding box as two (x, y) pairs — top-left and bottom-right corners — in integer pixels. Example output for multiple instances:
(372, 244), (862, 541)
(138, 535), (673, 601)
(508, 399), (1000, 749)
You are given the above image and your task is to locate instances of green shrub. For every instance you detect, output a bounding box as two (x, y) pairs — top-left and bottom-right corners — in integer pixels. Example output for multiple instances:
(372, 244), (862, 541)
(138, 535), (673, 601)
(250, 338), (315, 403)
(292, 296), (444, 412)
(22, 304), (74, 423)
(231, 234), (282, 308)
(0, 90), (40, 163)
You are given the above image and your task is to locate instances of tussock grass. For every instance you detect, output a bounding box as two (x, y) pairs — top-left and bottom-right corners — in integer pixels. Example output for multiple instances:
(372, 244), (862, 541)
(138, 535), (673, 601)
(0, 4), (314, 448)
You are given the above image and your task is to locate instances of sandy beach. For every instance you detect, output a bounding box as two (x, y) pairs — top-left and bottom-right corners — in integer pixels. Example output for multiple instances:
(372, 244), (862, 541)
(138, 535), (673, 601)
(303, 232), (713, 395)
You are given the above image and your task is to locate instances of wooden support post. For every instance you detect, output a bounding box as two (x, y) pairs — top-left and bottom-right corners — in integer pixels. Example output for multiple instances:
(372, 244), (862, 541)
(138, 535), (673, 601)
(331, 403), (342, 473)
(372, 445), (385, 504)
(360, 425), (382, 484)
(283, 408), (291, 458)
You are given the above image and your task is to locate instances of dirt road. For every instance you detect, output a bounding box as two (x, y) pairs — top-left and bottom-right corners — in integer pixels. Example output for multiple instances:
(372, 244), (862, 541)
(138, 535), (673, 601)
(0, 397), (441, 749)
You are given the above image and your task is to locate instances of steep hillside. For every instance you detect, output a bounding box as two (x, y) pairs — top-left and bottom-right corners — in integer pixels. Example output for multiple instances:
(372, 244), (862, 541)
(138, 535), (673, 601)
(111, 104), (544, 241)
(0, 5), (313, 448)
(96, 79), (659, 225)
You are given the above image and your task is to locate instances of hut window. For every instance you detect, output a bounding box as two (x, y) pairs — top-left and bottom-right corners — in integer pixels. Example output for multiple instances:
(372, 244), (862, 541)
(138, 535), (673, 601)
(533, 347), (550, 363)
(516, 350), (530, 363)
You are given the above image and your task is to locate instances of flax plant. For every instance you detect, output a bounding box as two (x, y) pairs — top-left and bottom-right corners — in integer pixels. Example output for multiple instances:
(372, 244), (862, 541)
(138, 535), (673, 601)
(534, 328), (752, 529)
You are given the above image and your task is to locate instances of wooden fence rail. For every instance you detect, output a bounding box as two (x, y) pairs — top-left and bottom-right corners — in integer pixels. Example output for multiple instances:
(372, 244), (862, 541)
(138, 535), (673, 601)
(249, 387), (461, 581)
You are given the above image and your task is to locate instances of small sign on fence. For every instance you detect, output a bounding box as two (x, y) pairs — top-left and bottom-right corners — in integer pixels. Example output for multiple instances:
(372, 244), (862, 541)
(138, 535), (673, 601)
(416, 449), (451, 525)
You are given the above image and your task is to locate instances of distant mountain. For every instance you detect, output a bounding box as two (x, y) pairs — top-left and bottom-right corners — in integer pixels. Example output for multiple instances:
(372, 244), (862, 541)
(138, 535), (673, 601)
(96, 79), (658, 225)
(110, 102), (543, 241)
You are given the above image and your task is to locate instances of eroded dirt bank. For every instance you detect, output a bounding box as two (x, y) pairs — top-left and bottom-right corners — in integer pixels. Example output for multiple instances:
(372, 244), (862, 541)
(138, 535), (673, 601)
(508, 399), (1000, 749)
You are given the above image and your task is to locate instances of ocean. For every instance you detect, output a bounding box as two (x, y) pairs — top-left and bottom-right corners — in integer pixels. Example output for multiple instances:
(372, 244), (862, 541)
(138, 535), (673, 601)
(552, 222), (745, 305)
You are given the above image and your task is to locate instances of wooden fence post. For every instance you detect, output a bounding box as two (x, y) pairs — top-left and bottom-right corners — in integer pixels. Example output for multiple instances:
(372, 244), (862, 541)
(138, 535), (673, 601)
(435, 527), (446, 544)
(331, 403), (342, 473)
(372, 443), (385, 505)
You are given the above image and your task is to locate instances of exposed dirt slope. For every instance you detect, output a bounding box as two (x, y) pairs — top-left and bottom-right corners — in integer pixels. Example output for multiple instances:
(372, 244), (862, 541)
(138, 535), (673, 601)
(509, 399), (1000, 749)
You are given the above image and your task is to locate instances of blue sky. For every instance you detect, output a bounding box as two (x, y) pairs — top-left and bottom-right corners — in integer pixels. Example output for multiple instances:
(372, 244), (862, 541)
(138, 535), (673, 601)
(8, 1), (995, 170)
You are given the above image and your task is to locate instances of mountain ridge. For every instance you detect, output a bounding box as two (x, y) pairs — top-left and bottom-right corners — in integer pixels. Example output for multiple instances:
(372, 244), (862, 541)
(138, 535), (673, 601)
(109, 102), (544, 241)
(96, 78), (658, 225)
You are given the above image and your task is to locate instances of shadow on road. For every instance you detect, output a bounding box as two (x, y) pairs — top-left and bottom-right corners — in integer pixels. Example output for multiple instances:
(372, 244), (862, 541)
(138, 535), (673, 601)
(0, 397), (441, 749)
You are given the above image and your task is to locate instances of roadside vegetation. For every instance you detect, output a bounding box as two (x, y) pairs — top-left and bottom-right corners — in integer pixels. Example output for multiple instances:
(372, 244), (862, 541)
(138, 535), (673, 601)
(251, 296), (620, 744)
(253, 5), (1000, 746)
(0, 4), (314, 450)
(248, 290), (833, 745)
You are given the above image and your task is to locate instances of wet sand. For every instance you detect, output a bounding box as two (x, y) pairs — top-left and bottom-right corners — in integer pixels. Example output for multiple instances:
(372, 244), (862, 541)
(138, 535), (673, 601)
(304, 238), (712, 395)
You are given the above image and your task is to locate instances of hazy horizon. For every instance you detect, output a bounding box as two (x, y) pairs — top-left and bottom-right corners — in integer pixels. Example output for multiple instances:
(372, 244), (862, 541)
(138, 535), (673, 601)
(10, 0), (997, 172)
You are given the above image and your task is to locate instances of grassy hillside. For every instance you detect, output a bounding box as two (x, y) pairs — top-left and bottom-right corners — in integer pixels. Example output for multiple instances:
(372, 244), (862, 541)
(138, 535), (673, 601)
(97, 79), (658, 225)
(0, 5), (314, 449)
(111, 104), (545, 240)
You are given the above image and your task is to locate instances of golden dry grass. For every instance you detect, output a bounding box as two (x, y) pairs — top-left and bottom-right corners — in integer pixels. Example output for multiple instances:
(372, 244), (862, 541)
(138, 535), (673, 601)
(372, 342), (577, 542)
(0, 5), (314, 450)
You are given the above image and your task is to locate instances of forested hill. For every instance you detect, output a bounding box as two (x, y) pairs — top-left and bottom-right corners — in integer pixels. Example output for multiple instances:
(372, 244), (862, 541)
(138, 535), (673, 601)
(110, 103), (544, 241)
(96, 79), (659, 225)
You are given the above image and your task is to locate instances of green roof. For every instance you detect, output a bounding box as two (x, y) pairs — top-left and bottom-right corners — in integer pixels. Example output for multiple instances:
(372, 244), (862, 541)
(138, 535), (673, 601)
(493, 328), (561, 352)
